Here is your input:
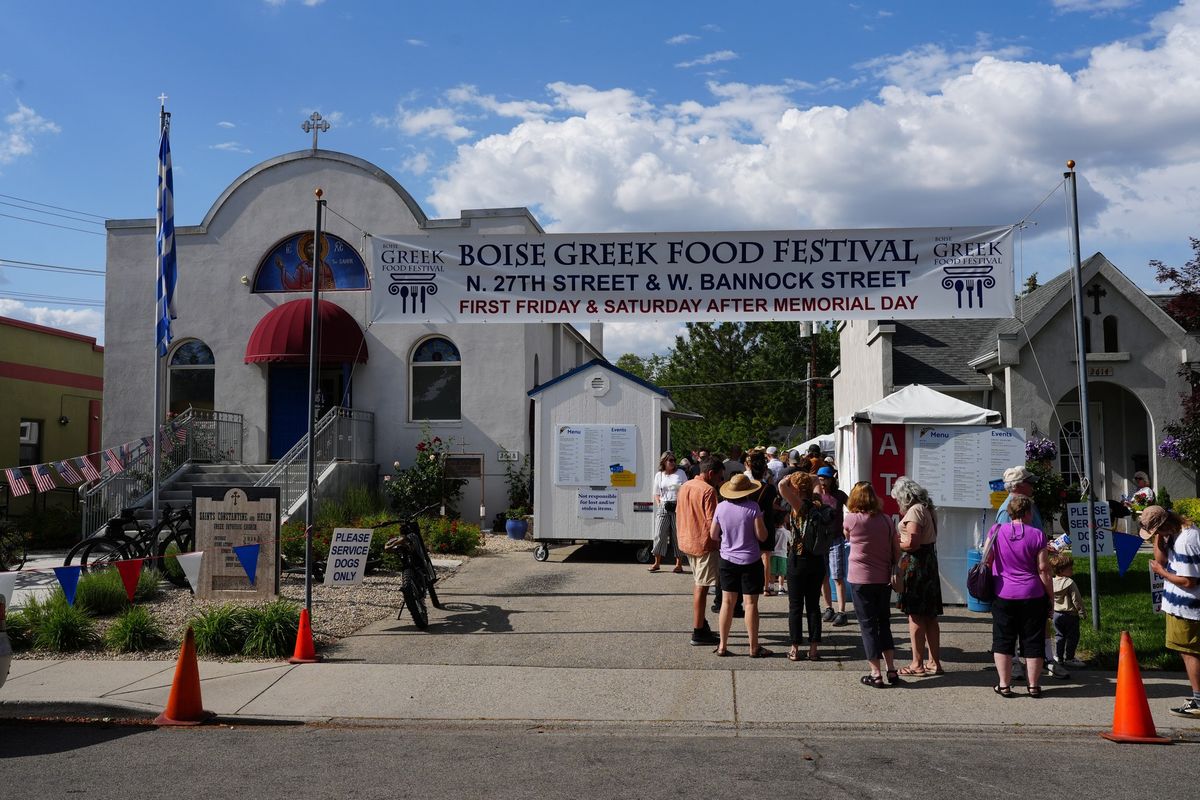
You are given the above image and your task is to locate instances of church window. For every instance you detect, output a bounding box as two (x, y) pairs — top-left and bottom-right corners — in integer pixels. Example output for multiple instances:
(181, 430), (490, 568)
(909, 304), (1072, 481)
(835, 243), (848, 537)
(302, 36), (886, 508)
(410, 336), (461, 421)
(1103, 315), (1119, 353)
(1058, 420), (1084, 488)
(168, 340), (216, 415)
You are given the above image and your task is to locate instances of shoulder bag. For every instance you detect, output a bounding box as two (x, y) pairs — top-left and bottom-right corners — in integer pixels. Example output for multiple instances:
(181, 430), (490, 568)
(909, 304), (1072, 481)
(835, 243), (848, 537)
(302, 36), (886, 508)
(966, 524), (1000, 603)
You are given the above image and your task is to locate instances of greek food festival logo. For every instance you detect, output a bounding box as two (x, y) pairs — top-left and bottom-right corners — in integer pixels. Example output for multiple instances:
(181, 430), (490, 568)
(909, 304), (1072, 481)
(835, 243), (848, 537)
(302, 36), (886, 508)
(933, 235), (1004, 310)
(379, 244), (444, 316)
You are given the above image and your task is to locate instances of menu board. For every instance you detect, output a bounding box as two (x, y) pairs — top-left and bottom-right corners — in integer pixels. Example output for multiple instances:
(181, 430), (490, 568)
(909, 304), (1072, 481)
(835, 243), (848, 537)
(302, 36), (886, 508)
(555, 424), (638, 487)
(912, 427), (1025, 508)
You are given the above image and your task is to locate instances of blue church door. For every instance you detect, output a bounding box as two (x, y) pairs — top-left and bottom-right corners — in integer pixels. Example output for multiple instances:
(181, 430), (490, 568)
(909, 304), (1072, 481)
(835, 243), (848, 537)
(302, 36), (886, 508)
(268, 366), (309, 460)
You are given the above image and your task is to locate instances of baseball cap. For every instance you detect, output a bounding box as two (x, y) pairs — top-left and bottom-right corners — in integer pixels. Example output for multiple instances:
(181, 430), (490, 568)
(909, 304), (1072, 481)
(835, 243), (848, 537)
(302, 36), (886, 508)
(766, 446), (778, 455)
(1003, 465), (1036, 485)
(1138, 505), (1170, 540)
(817, 466), (835, 477)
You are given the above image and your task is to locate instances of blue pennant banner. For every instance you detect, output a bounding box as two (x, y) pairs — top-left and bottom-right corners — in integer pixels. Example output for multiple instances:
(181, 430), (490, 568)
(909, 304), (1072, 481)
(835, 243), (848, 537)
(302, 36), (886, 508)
(53, 566), (82, 606)
(233, 543), (260, 585)
(1113, 531), (1143, 577)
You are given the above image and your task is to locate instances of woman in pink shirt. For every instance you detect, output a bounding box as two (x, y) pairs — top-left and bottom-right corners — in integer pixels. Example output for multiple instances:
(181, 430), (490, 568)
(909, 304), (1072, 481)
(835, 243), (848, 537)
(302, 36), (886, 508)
(843, 481), (901, 687)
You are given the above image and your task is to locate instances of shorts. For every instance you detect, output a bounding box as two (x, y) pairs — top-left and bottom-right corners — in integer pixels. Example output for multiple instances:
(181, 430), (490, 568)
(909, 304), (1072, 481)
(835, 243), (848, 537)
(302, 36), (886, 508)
(719, 557), (766, 596)
(991, 596), (1048, 658)
(1166, 613), (1200, 656)
(770, 555), (788, 576)
(689, 551), (719, 588)
(827, 537), (847, 582)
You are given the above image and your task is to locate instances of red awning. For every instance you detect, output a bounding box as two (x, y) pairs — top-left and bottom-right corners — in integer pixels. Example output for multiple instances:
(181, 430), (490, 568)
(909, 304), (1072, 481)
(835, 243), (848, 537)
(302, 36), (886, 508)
(244, 298), (368, 364)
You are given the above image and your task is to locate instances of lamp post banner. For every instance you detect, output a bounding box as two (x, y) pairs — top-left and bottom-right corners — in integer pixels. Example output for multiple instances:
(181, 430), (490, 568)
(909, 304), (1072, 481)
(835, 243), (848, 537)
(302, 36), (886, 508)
(371, 225), (1015, 324)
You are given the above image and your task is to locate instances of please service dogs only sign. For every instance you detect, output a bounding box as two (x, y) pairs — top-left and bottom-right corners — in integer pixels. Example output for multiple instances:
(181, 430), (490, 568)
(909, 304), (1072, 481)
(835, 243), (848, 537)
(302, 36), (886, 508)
(1065, 502), (1112, 556)
(325, 528), (373, 586)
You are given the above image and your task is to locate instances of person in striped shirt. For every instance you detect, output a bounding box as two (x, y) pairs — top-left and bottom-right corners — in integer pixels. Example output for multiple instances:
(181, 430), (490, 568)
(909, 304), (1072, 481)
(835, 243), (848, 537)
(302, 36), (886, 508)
(1141, 505), (1200, 718)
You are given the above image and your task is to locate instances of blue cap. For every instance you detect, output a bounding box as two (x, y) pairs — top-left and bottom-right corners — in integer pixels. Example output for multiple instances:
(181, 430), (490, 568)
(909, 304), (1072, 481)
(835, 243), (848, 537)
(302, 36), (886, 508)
(817, 466), (835, 477)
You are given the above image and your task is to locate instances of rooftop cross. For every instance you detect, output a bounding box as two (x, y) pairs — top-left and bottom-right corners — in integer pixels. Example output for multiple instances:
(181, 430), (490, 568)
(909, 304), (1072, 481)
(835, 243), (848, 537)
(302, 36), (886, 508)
(1086, 283), (1107, 315)
(301, 111), (330, 151)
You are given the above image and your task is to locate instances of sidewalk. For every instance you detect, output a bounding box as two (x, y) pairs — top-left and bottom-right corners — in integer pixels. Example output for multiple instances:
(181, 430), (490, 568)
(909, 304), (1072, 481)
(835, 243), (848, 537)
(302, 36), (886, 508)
(2, 542), (1198, 735)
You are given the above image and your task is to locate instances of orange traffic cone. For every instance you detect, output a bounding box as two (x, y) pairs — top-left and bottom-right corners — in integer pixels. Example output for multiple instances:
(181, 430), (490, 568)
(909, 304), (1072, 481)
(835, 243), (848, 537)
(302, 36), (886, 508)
(288, 608), (320, 664)
(154, 626), (214, 726)
(1100, 631), (1171, 744)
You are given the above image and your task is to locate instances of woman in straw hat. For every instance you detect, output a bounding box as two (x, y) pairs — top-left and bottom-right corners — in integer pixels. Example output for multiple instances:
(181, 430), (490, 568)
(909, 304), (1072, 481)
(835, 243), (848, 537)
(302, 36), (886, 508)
(709, 473), (771, 657)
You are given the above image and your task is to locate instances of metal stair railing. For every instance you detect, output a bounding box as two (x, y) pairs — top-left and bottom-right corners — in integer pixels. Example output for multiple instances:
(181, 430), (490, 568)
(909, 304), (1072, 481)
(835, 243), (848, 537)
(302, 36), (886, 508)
(79, 408), (244, 538)
(255, 407), (375, 514)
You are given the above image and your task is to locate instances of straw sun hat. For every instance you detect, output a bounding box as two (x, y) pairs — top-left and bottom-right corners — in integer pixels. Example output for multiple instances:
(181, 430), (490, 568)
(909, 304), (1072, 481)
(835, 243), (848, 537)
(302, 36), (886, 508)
(719, 473), (762, 500)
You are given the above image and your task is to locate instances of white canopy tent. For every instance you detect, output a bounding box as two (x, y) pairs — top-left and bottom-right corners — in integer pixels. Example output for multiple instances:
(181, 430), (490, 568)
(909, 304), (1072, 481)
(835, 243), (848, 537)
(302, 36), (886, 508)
(836, 385), (1015, 605)
(787, 433), (835, 458)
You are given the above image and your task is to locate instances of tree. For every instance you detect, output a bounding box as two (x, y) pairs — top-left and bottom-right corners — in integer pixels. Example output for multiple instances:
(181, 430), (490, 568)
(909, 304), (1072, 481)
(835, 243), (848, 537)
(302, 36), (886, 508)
(1021, 273), (1039, 296)
(614, 353), (667, 383)
(1151, 237), (1200, 331)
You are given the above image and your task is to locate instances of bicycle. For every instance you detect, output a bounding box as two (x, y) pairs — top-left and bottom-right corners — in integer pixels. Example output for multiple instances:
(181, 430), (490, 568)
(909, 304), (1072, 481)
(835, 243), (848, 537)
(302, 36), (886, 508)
(0, 523), (27, 572)
(377, 507), (443, 630)
(64, 505), (194, 585)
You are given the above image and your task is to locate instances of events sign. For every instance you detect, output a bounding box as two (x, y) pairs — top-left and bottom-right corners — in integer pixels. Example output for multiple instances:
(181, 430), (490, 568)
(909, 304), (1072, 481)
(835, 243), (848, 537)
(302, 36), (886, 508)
(372, 226), (1014, 324)
(912, 427), (1026, 508)
(1066, 502), (1112, 556)
(192, 486), (280, 601)
(555, 424), (637, 487)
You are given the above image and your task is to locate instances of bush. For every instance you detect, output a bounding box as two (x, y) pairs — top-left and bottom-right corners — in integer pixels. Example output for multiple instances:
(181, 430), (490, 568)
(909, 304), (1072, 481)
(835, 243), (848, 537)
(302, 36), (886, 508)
(384, 426), (467, 518)
(34, 597), (101, 652)
(242, 600), (300, 658)
(343, 485), (382, 520)
(190, 603), (255, 656)
(1173, 496), (1200, 522)
(159, 544), (186, 588)
(13, 505), (83, 549)
(106, 606), (167, 652)
(75, 569), (131, 616)
(420, 516), (481, 555)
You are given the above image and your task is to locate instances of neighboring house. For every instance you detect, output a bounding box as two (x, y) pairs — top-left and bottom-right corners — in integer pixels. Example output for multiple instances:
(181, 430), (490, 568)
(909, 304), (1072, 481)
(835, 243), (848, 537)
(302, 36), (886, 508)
(0, 316), (104, 511)
(104, 148), (603, 525)
(834, 253), (1199, 502)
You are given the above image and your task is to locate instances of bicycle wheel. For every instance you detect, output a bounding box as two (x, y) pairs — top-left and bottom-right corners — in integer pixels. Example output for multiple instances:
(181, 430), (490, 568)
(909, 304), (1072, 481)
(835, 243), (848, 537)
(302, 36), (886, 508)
(79, 539), (130, 573)
(427, 581), (442, 610)
(64, 537), (107, 568)
(0, 535), (25, 571)
(156, 536), (191, 587)
(402, 568), (429, 630)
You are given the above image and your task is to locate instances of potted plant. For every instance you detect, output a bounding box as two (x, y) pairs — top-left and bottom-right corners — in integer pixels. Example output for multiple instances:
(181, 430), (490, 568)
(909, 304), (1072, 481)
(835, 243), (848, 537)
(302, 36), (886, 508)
(505, 507), (529, 540)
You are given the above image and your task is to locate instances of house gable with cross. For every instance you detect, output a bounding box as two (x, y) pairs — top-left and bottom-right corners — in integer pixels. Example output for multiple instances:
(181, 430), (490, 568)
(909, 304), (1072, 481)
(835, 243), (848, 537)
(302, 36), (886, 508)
(834, 252), (1200, 507)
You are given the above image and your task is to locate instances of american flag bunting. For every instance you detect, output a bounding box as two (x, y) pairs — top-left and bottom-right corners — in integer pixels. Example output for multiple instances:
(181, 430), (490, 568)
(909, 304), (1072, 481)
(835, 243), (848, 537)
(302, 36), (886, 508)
(76, 456), (102, 482)
(104, 448), (125, 474)
(30, 463), (56, 493)
(4, 467), (30, 497)
(54, 460), (84, 485)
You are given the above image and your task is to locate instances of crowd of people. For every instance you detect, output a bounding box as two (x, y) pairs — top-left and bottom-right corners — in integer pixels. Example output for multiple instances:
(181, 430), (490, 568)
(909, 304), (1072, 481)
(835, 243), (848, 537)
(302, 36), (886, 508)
(654, 447), (1200, 717)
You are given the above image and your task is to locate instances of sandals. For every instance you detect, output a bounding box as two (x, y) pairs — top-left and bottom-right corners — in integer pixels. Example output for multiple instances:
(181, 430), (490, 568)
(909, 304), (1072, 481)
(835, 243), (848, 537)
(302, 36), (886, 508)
(994, 684), (1016, 698)
(713, 647), (731, 657)
(808, 651), (822, 662)
(924, 664), (946, 676)
(898, 665), (927, 677)
(750, 647), (774, 659)
(647, 566), (661, 573)
(1027, 686), (1043, 698)
(886, 669), (900, 685)
(672, 567), (685, 574)
(861, 674), (885, 688)
(787, 646), (802, 662)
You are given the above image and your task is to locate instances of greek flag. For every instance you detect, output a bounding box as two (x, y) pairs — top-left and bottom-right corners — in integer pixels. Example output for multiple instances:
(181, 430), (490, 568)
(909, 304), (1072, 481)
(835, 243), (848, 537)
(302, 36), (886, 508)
(156, 121), (178, 358)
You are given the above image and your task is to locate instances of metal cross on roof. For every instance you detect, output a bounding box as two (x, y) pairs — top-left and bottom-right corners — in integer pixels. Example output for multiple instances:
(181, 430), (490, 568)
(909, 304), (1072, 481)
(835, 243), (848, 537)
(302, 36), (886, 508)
(1086, 282), (1107, 315)
(301, 111), (330, 151)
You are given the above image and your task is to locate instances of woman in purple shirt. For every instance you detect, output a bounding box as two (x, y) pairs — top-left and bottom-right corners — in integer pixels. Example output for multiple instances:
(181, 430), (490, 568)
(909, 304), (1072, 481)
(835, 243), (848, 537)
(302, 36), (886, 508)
(843, 481), (901, 687)
(988, 494), (1053, 697)
(709, 473), (770, 658)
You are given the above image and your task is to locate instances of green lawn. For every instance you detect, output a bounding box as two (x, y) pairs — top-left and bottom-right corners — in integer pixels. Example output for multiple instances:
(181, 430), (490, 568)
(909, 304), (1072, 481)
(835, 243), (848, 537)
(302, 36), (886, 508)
(1073, 552), (1182, 671)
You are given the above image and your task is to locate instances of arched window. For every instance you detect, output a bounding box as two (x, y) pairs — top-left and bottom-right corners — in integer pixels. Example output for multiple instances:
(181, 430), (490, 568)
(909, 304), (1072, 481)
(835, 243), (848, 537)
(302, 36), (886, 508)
(168, 340), (215, 415)
(1082, 318), (1092, 353)
(1103, 315), (1119, 353)
(410, 336), (461, 421)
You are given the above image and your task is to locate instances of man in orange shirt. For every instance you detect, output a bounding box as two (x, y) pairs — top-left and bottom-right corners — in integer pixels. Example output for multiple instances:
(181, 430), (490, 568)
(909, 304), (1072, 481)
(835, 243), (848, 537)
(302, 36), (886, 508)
(677, 454), (725, 645)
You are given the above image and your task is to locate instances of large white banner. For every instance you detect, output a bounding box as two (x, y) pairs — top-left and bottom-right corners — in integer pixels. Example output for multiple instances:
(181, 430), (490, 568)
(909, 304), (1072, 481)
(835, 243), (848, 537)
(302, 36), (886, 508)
(371, 225), (1015, 323)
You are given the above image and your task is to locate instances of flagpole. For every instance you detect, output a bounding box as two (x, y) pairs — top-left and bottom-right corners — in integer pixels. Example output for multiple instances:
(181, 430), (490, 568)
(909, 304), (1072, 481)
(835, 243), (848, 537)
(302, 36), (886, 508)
(1065, 160), (1101, 631)
(152, 100), (169, 528)
(304, 188), (325, 614)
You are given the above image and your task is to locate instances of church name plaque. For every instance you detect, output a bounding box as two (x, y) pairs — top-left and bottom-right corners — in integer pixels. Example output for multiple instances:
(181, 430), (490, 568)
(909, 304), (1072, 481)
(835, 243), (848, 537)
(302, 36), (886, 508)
(192, 486), (281, 601)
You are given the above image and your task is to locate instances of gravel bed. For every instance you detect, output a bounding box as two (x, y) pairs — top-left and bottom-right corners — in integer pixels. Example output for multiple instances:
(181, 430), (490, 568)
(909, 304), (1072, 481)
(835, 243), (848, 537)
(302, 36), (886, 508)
(14, 532), (538, 663)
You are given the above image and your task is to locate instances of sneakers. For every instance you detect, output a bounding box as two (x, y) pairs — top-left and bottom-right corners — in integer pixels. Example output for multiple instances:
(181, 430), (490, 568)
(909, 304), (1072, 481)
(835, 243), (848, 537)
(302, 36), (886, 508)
(690, 627), (720, 646)
(1169, 698), (1200, 719)
(821, 607), (835, 623)
(1063, 658), (1087, 669)
(832, 612), (848, 627)
(1046, 661), (1071, 679)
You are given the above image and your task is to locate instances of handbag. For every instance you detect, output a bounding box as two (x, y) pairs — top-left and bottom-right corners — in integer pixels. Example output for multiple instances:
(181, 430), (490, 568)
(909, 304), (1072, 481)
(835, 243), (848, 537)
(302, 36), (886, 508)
(966, 525), (999, 602)
(890, 553), (910, 594)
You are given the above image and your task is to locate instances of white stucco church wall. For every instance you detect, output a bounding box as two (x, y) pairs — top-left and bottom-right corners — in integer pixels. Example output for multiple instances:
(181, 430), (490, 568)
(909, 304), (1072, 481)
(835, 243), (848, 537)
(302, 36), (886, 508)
(104, 149), (601, 525)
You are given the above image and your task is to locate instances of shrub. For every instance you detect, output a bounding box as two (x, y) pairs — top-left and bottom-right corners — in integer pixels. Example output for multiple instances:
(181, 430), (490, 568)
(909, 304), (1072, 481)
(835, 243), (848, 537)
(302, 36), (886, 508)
(5, 602), (42, 650)
(420, 516), (481, 555)
(344, 485), (383, 520)
(1173, 496), (1200, 523)
(190, 603), (255, 656)
(136, 568), (163, 601)
(13, 505), (83, 549)
(384, 426), (467, 518)
(106, 606), (167, 652)
(159, 544), (186, 588)
(242, 600), (300, 658)
(75, 569), (131, 616)
(34, 598), (101, 652)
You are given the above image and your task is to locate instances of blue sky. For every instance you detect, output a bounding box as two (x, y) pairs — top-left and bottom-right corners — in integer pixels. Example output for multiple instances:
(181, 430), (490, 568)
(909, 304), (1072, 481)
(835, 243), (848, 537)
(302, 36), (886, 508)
(1, 0), (1198, 357)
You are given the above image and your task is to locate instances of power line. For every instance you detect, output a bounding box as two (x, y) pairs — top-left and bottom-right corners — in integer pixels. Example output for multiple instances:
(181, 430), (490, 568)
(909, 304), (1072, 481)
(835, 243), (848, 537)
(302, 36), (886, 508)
(0, 257), (105, 276)
(0, 211), (106, 236)
(0, 291), (104, 308)
(0, 199), (106, 226)
(0, 192), (108, 220)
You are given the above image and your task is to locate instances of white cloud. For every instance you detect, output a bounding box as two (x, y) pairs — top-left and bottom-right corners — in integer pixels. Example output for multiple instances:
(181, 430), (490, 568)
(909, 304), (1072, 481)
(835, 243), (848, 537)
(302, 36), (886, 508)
(407, 38), (427, 46)
(601, 321), (687, 360)
(217, 121), (236, 128)
(858, 35), (1030, 91)
(426, 0), (1200, 274)
(0, 103), (60, 165)
(446, 84), (553, 120)
(666, 34), (699, 45)
(676, 50), (738, 69)
(1052, 0), (1136, 11)
(210, 141), (251, 153)
(0, 300), (103, 340)
(402, 150), (432, 176)
(377, 103), (470, 141)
